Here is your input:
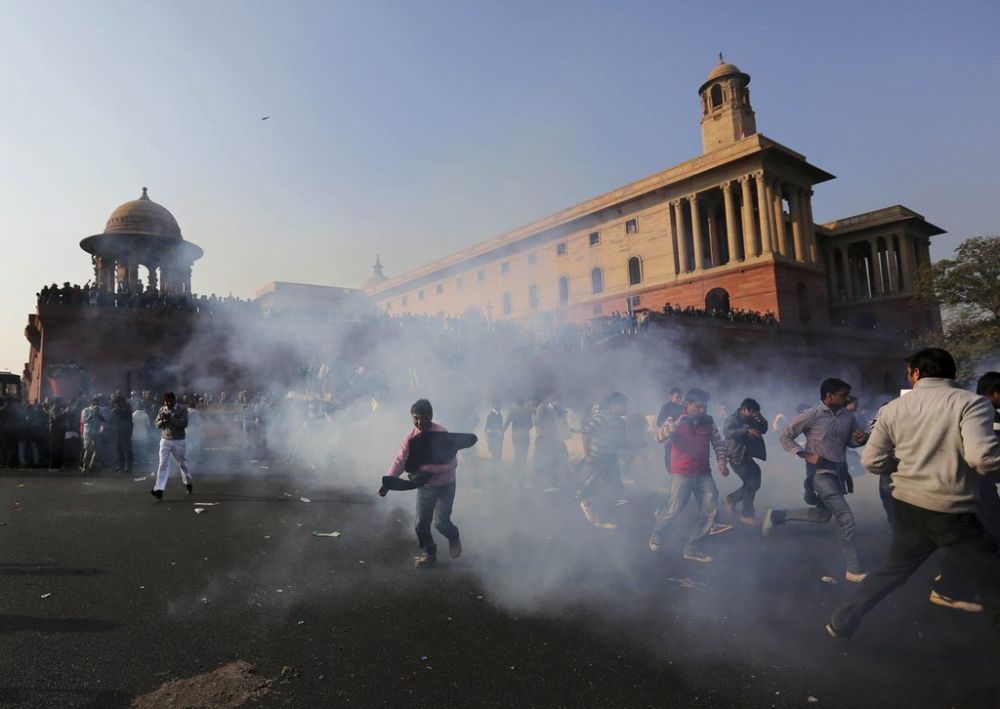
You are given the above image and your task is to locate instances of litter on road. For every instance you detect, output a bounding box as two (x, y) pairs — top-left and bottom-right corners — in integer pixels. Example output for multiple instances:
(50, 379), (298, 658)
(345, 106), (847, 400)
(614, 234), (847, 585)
(40, 593), (52, 598)
(820, 576), (838, 585)
(194, 508), (207, 515)
(299, 497), (311, 503)
(311, 531), (341, 538)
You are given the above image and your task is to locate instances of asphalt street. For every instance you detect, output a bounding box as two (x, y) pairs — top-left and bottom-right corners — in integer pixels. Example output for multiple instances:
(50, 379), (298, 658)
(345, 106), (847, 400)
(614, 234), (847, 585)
(1, 460), (997, 708)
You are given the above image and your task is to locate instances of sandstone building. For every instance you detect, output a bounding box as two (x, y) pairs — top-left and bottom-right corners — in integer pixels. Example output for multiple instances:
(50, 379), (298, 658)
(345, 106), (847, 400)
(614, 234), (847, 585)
(364, 59), (942, 336)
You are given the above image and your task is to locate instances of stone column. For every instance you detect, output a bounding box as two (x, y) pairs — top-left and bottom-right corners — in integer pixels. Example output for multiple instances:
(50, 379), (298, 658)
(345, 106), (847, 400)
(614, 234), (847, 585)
(887, 235), (901, 294)
(789, 188), (806, 262)
(707, 204), (720, 267)
(739, 175), (755, 258)
(666, 201), (680, 275)
(723, 181), (739, 263)
(770, 180), (788, 257)
(898, 232), (913, 292)
(753, 172), (772, 255)
(803, 190), (818, 263)
(839, 246), (854, 301)
(868, 237), (884, 296)
(689, 193), (704, 272)
(147, 263), (158, 291)
(674, 199), (689, 274)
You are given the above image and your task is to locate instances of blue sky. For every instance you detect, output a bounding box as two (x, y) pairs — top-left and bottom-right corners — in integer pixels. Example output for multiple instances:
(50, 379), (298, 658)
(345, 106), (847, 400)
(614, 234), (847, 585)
(2, 0), (998, 372)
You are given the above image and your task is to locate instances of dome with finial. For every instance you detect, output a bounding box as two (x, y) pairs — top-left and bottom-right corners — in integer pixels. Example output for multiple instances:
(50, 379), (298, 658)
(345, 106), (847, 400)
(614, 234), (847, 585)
(700, 54), (750, 93)
(103, 187), (182, 239)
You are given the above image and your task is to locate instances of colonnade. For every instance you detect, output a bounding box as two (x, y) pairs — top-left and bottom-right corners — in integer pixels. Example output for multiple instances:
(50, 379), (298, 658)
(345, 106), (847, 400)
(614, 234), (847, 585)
(823, 233), (929, 302)
(93, 254), (193, 294)
(666, 170), (818, 276)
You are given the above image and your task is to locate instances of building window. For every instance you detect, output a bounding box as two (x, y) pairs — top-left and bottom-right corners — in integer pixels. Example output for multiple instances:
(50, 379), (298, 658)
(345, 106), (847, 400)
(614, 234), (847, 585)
(502, 292), (512, 316)
(589, 232), (600, 247)
(628, 256), (642, 286)
(591, 267), (604, 294)
(501, 262), (510, 274)
(529, 284), (539, 309)
(625, 219), (637, 235)
(630, 295), (640, 307)
(477, 270), (486, 282)
(527, 253), (537, 265)
(593, 304), (603, 315)
(418, 290), (424, 301)
(436, 284), (443, 295)
(556, 242), (567, 256)
(558, 276), (569, 305)
(457, 277), (464, 289)
(710, 83), (723, 109)
(401, 296), (408, 306)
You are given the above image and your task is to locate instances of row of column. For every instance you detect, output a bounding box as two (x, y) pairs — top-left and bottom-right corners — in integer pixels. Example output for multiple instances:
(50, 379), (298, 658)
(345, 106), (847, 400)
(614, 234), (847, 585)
(825, 232), (925, 302)
(93, 255), (193, 294)
(666, 170), (818, 276)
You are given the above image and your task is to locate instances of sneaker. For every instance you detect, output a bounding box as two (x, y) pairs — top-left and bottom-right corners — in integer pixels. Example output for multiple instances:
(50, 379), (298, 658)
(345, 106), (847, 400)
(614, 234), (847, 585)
(648, 535), (662, 552)
(449, 538), (462, 559)
(683, 550), (713, 563)
(149, 489), (163, 500)
(825, 623), (846, 639)
(708, 523), (733, 536)
(761, 509), (777, 537)
(185, 482), (193, 495)
(929, 589), (984, 613)
(596, 521), (618, 530)
(845, 571), (867, 583)
(414, 553), (436, 568)
(579, 500), (598, 525)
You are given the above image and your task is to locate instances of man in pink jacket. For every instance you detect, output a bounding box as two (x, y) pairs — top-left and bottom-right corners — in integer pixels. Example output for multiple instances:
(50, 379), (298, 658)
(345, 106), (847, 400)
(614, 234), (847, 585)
(386, 399), (461, 568)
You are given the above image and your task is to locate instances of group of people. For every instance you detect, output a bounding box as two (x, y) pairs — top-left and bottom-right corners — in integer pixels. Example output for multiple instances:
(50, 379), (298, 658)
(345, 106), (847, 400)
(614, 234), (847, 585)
(36, 281), (258, 315)
(385, 347), (1000, 650)
(0, 389), (204, 475)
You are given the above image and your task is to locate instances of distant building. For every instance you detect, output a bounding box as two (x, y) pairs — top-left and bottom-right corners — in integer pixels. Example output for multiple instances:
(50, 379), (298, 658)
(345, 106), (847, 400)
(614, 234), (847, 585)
(254, 281), (371, 320)
(364, 59), (942, 336)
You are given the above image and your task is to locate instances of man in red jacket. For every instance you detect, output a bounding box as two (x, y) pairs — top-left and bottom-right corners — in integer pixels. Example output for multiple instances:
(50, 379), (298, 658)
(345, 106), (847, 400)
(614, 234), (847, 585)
(648, 389), (729, 562)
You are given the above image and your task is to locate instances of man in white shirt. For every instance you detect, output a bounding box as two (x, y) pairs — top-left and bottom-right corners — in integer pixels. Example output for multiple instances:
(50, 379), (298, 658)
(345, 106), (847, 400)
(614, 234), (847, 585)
(827, 349), (1000, 649)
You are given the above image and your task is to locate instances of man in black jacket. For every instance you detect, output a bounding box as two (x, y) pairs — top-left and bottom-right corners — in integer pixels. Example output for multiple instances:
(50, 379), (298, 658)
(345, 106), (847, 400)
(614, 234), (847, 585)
(723, 398), (768, 524)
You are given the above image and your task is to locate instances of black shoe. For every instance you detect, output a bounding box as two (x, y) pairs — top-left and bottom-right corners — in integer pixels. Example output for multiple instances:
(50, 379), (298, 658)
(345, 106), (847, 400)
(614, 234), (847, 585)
(449, 538), (462, 559)
(150, 489), (163, 500)
(185, 483), (193, 495)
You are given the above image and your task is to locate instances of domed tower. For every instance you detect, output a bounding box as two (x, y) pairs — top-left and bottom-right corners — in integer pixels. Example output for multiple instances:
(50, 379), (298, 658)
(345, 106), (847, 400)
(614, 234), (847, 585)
(80, 188), (203, 294)
(364, 254), (388, 290)
(698, 55), (756, 154)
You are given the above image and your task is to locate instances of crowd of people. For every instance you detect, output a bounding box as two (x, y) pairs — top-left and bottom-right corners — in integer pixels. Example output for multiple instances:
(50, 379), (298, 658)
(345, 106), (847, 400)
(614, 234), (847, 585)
(36, 282), (258, 316)
(381, 348), (1000, 650)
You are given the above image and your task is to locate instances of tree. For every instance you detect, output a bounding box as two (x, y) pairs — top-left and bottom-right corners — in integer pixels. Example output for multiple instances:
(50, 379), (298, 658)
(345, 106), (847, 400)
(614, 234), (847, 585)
(915, 235), (1000, 378)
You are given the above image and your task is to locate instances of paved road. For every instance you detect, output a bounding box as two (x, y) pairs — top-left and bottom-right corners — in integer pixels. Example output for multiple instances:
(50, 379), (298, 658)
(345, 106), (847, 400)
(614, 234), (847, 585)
(1, 464), (997, 708)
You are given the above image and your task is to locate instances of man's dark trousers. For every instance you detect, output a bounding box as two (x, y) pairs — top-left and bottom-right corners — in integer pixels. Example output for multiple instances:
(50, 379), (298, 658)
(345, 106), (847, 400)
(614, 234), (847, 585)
(726, 458), (761, 517)
(831, 499), (1000, 649)
(415, 482), (459, 557)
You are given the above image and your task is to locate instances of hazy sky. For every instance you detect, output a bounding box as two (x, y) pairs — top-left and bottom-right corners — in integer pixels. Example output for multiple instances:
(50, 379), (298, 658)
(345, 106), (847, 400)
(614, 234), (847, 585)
(2, 0), (998, 373)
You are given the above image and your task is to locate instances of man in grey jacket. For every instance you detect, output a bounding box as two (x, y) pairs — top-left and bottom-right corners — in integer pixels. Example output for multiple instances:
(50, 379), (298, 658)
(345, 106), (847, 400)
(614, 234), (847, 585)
(827, 348), (1000, 648)
(150, 392), (193, 500)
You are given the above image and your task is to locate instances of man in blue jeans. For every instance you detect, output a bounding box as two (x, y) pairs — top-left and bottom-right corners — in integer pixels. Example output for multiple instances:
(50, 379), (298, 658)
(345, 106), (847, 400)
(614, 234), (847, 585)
(827, 349), (1000, 648)
(649, 389), (729, 563)
(764, 378), (869, 582)
(385, 399), (461, 568)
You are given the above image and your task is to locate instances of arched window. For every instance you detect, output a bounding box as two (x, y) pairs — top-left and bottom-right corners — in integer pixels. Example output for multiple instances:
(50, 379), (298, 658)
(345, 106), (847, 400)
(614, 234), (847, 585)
(528, 284), (539, 310)
(710, 84), (723, 109)
(591, 268), (604, 294)
(628, 256), (642, 286)
(558, 276), (569, 305)
(705, 287), (730, 314)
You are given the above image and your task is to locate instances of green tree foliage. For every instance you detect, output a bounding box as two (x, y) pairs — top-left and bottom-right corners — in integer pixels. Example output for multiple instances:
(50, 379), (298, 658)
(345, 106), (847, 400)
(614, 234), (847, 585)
(915, 235), (1000, 377)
